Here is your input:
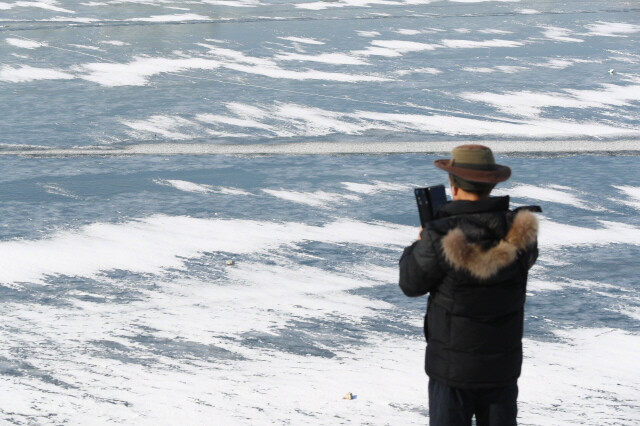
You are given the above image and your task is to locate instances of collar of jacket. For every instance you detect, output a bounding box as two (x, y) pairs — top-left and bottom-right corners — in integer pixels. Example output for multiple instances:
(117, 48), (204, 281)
(436, 195), (510, 219)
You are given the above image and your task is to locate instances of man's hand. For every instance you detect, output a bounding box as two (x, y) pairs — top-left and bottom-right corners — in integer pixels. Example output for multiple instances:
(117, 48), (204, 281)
(417, 226), (423, 241)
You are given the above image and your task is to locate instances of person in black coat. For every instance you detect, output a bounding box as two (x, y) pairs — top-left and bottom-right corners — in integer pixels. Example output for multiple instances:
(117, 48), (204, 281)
(399, 145), (538, 426)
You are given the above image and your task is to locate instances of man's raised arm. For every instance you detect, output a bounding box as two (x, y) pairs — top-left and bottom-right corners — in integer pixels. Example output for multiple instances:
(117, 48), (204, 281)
(399, 228), (444, 297)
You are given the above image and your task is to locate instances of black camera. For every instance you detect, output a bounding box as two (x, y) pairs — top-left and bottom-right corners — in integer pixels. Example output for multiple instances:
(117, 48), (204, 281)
(414, 185), (448, 226)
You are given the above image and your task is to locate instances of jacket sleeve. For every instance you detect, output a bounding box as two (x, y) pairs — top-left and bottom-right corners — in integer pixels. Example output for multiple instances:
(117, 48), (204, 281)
(399, 229), (445, 297)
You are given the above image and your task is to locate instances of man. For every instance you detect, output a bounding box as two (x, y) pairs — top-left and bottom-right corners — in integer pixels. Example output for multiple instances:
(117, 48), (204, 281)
(399, 145), (539, 426)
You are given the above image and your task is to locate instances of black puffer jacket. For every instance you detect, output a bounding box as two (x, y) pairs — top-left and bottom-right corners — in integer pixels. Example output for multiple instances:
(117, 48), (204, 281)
(399, 196), (538, 389)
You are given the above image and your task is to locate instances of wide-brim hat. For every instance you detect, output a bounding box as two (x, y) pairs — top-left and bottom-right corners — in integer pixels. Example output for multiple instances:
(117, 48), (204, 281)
(434, 144), (511, 183)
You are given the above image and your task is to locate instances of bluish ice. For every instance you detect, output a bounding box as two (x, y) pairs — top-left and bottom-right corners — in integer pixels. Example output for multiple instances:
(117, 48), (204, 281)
(0, 0), (639, 424)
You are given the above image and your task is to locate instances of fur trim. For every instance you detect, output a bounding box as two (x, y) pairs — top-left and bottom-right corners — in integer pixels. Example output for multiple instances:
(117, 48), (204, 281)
(441, 210), (538, 280)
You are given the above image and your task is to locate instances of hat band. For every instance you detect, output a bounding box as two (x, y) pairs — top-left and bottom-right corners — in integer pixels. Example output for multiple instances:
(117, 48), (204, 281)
(451, 161), (498, 171)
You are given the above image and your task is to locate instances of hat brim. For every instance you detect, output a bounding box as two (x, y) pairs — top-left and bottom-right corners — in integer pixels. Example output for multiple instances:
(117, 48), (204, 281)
(434, 159), (511, 183)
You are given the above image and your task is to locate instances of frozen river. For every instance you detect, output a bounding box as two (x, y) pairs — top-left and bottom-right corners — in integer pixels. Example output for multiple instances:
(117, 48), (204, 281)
(0, 0), (639, 424)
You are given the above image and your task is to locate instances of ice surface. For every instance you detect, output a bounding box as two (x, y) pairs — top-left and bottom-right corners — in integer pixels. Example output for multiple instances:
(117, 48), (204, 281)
(1, 0), (639, 423)
(119, 102), (640, 142)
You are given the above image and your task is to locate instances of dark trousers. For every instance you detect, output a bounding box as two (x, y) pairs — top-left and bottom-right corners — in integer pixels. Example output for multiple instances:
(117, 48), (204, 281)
(428, 379), (518, 426)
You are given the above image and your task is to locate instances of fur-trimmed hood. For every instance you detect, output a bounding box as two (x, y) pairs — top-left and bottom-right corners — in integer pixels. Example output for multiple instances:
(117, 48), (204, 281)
(441, 210), (538, 280)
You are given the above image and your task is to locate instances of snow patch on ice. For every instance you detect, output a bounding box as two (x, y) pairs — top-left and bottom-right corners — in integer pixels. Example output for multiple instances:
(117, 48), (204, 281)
(0, 216), (412, 285)
(128, 13), (211, 22)
(0, 0), (74, 13)
(586, 22), (640, 37)
(541, 26), (583, 43)
(354, 39), (437, 57)
(78, 56), (221, 86)
(274, 51), (369, 65)
(440, 38), (523, 49)
(463, 65), (527, 73)
(395, 67), (441, 75)
(539, 218), (640, 249)
(493, 184), (594, 209)
(517, 8), (539, 14)
(461, 84), (640, 117)
(354, 110), (639, 138)
(39, 184), (80, 199)
(196, 112), (276, 132)
(68, 43), (102, 51)
(394, 29), (421, 35)
(612, 186), (640, 210)
(262, 189), (360, 208)
(295, 0), (402, 10)
(451, 0), (519, 2)
(0, 65), (74, 83)
(521, 328), (640, 425)
(479, 29), (513, 35)
(200, 0), (260, 7)
(342, 181), (410, 194)
(278, 36), (324, 45)
(121, 115), (200, 140)
(197, 43), (387, 82)
(154, 179), (250, 195)
(533, 58), (574, 69)
(154, 179), (213, 194)
(5, 37), (46, 49)
(356, 30), (381, 37)
(99, 40), (129, 46)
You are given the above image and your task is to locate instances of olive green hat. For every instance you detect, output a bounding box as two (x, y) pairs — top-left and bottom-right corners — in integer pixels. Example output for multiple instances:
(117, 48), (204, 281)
(433, 144), (511, 183)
